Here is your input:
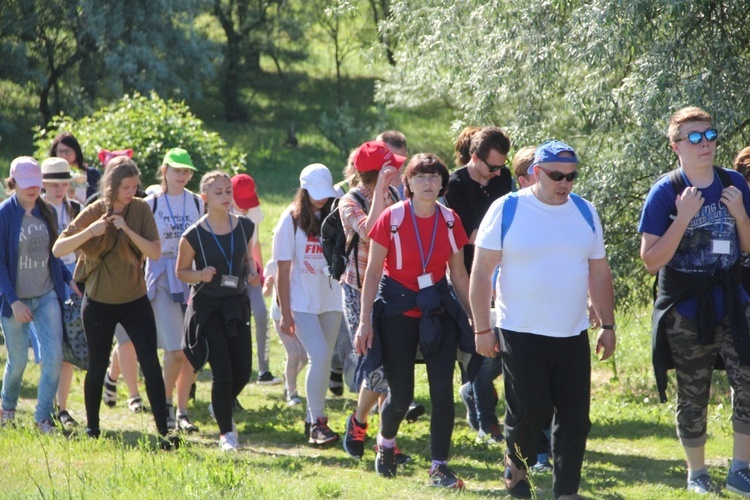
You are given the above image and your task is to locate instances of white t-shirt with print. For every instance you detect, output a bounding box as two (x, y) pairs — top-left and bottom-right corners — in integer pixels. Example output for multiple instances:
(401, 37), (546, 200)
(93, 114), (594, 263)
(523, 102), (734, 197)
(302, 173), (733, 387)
(272, 210), (342, 314)
(475, 188), (606, 338)
(145, 191), (204, 257)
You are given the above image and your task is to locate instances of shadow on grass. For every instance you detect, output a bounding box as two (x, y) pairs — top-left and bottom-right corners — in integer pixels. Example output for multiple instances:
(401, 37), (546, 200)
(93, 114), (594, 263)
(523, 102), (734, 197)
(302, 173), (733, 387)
(589, 417), (677, 441)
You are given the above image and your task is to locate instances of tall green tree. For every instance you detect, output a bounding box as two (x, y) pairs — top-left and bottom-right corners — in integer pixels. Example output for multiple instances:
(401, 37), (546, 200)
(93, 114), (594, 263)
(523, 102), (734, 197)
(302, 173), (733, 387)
(381, 0), (750, 309)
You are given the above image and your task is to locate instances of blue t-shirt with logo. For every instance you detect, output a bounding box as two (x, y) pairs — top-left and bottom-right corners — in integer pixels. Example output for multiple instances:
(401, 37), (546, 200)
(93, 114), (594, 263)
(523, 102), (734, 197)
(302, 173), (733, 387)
(638, 168), (750, 320)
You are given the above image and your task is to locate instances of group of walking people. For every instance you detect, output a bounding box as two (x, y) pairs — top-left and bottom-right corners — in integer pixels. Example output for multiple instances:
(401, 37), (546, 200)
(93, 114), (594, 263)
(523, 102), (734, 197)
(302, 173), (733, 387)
(5, 104), (750, 497)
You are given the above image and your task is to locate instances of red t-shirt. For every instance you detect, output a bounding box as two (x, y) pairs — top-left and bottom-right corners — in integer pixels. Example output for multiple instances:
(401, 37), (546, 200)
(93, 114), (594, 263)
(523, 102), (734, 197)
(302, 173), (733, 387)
(369, 201), (468, 317)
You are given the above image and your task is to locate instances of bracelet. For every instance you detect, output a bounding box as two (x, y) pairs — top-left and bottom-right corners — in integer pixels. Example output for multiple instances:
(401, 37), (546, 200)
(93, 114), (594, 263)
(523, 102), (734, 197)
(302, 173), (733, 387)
(474, 328), (493, 335)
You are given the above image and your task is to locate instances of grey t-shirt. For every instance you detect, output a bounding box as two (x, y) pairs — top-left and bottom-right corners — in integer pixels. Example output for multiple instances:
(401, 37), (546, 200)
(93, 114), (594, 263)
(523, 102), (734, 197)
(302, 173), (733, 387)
(16, 214), (54, 299)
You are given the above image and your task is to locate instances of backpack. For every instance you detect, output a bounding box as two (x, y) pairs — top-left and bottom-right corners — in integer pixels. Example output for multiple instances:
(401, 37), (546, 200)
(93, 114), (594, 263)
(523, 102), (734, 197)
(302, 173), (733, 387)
(500, 191), (596, 246)
(321, 191), (367, 284)
(388, 200), (459, 270)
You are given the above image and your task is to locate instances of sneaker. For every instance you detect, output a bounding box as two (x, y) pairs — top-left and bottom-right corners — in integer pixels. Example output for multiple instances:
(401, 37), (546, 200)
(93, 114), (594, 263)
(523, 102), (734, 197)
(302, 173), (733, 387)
(459, 383), (479, 431)
(309, 417), (339, 445)
(166, 404), (176, 430)
(177, 413), (199, 433)
(343, 413), (367, 459)
(103, 374), (117, 407)
(504, 451), (532, 498)
(404, 402), (425, 423)
(35, 419), (56, 434)
(220, 433), (240, 452)
(127, 396), (143, 413)
(531, 453), (553, 473)
(86, 427), (101, 439)
(428, 464), (465, 489)
(1, 408), (16, 427)
(287, 393), (302, 407)
(726, 468), (750, 496)
(687, 473), (718, 494)
(57, 410), (79, 429)
(257, 371), (282, 385)
(375, 444), (397, 478)
(395, 446), (412, 465)
(477, 423), (504, 444)
(329, 370), (344, 396)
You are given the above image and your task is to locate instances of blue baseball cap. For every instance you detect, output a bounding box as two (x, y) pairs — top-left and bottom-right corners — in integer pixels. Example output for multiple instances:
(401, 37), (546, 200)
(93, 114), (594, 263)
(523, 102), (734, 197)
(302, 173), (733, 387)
(527, 140), (578, 174)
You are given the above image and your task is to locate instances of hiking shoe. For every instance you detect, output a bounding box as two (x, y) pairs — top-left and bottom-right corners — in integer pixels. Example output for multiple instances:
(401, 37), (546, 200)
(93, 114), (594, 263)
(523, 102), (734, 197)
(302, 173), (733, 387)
(459, 382), (479, 431)
(428, 464), (465, 489)
(57, 410), (79, 429)
(329, 370), (344, 396)
(727, 468), (750, 496)
(405, 402), (425, 423)
(103, 374), (117, 407)
(1, 408), (16, 427)
(395, 446), (412, 465)
(309, 417), (339, 445)
(343, 413), (367, 459)
(36, 419), (56, 434)
(287, 393), (302, 407)
(477, 423), (504, 444)
(505, 451), (531, 498)
(220, 433), (240, 452)
(531, 453), (553, 473)
(257, 371), (282, 385)
(177, 414), (199, 433)
(375, 445), (397, 478)
(166, 403), (176, 430)
(127, 396), (143, 413)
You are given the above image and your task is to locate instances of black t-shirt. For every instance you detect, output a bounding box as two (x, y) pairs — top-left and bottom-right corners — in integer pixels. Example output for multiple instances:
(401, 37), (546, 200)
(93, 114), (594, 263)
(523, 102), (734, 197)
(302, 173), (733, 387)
(444, 165), (513, 272)
(183, 216), (255, 298)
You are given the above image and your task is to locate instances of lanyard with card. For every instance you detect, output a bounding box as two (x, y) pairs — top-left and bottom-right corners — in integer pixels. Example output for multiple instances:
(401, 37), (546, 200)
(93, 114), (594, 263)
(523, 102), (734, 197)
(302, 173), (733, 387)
(205, 214), (237, 288)
(409, 201), (439, 290)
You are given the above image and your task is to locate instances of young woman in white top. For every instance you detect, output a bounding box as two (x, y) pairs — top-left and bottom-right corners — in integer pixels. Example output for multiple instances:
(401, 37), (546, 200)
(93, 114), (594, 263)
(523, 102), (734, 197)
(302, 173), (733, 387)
(273, 163), (343, 445)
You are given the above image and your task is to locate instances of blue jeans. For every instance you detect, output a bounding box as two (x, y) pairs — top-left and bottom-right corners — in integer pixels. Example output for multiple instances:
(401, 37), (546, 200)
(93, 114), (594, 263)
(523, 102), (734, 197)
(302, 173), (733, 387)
(1, 289), (63, 422)
(472, 329), (504, 429)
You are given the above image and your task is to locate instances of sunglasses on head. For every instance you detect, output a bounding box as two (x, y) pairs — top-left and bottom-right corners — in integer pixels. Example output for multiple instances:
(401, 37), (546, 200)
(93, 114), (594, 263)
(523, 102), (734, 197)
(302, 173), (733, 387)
(481, 157), (509, 173)
(675, 128), (718, 145)
(538, 166), (578, 182)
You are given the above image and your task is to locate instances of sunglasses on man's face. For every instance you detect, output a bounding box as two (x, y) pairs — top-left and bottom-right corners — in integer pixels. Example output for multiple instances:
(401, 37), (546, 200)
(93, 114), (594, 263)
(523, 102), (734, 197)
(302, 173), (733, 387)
(482, 157), (509, 173)
(675, 128), (718, 145)
(538, 166), (578, 182)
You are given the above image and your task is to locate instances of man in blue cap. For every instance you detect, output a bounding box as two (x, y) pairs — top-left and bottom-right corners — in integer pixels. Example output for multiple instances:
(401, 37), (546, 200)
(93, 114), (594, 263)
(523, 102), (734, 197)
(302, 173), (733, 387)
(469, 140), (616, 499)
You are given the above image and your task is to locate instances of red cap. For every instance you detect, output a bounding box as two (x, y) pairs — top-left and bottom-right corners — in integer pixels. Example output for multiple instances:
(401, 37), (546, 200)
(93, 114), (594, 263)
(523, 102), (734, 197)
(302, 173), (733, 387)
(231, 174), (260, 210)
(352, 141), (407, 172)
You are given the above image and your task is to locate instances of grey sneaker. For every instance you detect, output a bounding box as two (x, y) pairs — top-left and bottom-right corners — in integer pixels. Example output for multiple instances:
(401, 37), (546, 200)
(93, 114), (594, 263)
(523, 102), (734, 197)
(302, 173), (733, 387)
(35, 419), (56, 434)
(688, 473), (719, 494)
(1, 408), (16, 427)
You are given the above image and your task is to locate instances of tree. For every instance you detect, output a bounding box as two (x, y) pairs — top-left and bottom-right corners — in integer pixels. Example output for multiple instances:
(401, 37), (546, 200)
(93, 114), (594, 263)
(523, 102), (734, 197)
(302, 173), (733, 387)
(33, 92), (246, 190)
(380, 0), (750, 309)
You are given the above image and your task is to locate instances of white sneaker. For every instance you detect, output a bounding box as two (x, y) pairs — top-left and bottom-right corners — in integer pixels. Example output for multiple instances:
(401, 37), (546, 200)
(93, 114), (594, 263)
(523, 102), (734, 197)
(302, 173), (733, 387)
(220, 433), (240, 452)
(287, 394), (302, 407)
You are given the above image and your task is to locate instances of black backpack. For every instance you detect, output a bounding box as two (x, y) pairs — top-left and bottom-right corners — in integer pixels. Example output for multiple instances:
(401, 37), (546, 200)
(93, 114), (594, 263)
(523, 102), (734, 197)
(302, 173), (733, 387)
(321, 191), (367, 286)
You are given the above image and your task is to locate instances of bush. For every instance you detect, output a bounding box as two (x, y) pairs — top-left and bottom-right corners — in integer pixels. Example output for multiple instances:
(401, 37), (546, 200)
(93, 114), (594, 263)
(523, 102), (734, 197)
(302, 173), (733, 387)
(33, 91), (246, 191)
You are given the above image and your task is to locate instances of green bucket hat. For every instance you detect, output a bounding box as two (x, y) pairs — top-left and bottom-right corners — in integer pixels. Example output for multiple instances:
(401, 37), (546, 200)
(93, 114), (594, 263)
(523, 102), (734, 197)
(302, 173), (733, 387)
(162, 147), (196, 171)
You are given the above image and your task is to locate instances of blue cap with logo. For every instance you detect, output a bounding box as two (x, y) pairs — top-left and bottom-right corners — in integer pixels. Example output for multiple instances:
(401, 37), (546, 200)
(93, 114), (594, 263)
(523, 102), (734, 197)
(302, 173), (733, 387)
(527, 140), (578, 175)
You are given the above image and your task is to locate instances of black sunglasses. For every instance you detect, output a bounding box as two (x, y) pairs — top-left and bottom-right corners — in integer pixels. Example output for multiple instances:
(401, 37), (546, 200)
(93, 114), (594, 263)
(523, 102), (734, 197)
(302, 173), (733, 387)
(675, 128), (718, 145)
(482, 157), (509, 173)
(538, 166), (578, 182)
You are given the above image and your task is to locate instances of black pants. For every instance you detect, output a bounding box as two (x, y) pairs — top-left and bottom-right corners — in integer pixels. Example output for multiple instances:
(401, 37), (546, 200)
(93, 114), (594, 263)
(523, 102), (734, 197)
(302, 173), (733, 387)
(502, 329), (591, 498)
(82, 294), (168, 435)
(205, 306), (252, 435)
(379, 313), (457, 461)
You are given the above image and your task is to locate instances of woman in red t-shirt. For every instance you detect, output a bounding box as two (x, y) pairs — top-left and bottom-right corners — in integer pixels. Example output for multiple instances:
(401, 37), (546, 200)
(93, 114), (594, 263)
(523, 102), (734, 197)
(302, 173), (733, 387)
(355, 153), (472, 489)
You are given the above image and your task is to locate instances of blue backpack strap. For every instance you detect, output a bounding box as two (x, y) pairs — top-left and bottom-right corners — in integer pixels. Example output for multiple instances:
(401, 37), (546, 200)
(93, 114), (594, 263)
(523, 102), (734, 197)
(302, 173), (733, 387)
(500, 193), (519, 247)
(570, 193), (596, 234)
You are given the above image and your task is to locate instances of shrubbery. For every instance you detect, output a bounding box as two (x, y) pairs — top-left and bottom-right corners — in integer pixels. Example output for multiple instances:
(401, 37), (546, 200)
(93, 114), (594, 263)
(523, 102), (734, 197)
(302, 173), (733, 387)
(33, 92), (246, 191)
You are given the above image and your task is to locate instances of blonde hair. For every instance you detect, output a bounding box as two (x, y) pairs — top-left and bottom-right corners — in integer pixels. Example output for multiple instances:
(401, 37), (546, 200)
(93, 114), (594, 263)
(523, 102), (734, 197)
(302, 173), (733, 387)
(512, 146), (537, 179)
(199, 170), (230, 193)
(100, 156), (140, 210)
(668, 106), (712, 142)
(158, 164), (193, 193)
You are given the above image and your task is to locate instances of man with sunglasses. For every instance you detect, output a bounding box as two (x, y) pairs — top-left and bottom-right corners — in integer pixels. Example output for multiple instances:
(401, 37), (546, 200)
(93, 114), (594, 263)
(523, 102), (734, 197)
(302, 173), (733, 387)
(470, 140), (616, 499)
(640, 106), (750, 496)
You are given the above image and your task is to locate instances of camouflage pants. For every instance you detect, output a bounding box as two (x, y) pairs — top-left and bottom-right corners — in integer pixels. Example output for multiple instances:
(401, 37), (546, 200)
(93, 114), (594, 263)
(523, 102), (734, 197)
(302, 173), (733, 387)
(665, 306), (750, 447)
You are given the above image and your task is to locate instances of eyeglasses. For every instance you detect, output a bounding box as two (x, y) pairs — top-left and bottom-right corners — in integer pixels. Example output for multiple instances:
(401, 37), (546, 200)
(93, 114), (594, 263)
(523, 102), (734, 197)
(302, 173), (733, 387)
(538, 166), (578, 182)
(482, 157), (509, 173)
(675, 128), (718, 145)
(412, 173), (442, 183)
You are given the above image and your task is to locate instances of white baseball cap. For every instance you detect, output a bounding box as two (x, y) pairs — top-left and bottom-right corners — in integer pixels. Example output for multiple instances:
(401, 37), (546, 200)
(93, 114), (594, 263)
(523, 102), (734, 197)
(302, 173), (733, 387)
(299, 163), (337, 200)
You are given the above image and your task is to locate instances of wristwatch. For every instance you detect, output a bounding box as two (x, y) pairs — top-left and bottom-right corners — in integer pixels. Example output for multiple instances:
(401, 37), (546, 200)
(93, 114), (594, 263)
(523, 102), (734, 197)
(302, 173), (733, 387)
(601, 324), (616, 331)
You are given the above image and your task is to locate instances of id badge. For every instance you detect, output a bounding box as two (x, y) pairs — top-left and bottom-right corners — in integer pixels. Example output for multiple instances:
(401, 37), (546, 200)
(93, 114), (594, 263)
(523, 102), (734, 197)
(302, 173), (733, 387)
(417, 273), (434, 290)
(221, 275), (240, 288)
(712, 239), (731, 255)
